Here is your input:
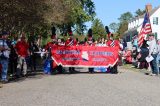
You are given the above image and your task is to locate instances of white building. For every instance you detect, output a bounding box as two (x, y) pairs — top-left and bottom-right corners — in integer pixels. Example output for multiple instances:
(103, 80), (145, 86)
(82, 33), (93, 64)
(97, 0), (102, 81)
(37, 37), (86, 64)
(124, 4), (160, 41)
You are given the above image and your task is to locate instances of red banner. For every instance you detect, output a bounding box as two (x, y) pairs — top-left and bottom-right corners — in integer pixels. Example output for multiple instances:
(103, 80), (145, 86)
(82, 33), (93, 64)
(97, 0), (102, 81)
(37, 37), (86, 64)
(51, 45), (119, 67)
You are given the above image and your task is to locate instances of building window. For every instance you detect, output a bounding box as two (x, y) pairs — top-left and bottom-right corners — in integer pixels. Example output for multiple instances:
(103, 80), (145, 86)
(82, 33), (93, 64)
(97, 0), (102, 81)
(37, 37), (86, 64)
(155, 32), (157, 40)
(153, 17), (158, 25)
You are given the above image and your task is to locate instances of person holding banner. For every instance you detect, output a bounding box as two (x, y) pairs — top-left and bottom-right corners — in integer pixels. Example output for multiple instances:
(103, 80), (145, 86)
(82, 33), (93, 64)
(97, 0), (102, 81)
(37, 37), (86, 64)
(106, 34), (119, 74)
(56, 38), (65, 74)
(65, 26), (77, 74)
(94, 38), (108, 72)
(87, 29), (95, 73)
(65, 26), (77, 47)
(44, 27), (57, 74)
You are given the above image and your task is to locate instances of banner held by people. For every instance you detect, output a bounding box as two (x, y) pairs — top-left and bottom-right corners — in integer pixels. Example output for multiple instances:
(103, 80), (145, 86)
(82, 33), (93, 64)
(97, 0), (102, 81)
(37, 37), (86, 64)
(51, 45), (119, 67)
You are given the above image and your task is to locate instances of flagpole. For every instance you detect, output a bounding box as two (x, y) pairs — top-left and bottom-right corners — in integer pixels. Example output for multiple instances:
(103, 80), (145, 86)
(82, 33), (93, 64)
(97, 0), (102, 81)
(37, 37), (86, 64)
(146, 7), (152, 74)
(137, 5), (154, 74)
(146, 6), (152, 34)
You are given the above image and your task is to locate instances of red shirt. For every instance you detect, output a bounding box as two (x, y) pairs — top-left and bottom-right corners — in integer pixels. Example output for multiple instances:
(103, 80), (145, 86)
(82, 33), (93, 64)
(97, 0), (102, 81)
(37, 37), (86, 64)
(124, 50), (132, 63)
(15, 41), (29, 57)
(45, 42), (53, 50)
(106, 40), (112, 47)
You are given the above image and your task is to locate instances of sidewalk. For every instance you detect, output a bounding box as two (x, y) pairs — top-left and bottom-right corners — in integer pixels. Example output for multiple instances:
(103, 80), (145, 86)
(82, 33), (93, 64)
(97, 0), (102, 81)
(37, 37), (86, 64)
(121, 64), (158, 76)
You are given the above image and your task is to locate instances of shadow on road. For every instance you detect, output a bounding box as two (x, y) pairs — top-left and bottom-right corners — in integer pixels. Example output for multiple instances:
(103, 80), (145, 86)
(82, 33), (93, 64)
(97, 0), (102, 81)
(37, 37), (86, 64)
(8, 70), (44, 83)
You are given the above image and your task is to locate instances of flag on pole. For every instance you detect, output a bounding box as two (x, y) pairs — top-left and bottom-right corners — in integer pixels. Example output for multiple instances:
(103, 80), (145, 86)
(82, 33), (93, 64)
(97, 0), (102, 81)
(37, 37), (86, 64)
(138, 12), (152, 47)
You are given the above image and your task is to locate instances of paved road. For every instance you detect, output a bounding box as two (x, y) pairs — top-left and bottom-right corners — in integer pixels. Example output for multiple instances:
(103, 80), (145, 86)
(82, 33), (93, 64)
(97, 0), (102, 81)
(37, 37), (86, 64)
(1, 67), (160, 106)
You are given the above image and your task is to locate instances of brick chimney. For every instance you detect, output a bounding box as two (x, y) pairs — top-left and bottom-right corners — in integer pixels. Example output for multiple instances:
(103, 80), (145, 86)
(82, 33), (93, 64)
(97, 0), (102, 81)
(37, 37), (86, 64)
(146, 4), (152, 12)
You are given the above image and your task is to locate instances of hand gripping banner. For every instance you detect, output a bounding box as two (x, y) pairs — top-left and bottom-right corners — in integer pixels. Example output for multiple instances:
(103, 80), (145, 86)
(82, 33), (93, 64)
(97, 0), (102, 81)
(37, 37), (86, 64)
(51, 45), (119, 67)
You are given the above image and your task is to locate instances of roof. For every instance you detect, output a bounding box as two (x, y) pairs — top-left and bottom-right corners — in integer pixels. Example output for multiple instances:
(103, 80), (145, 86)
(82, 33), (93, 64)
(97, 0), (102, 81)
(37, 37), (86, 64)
(130, 5), (160, 22)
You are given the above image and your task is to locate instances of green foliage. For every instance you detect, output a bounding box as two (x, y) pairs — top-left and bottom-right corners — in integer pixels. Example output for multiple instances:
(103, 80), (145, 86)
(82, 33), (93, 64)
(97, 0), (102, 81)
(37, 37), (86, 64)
(0, 0), (96, 35)
(91, 18), (106, 40)
(118, 21), (128, 38)
(0, 0), (52, 35)
(109, 8), (145, 38)
(75, 24), (87, 35)
(0, 0), (96, 47)
(117, 12), (133, 37)
(109, 22), (119, 32)
(70, 0), (96, 35)
(118, 12), (133, 23)
(135, 9), (146, 17)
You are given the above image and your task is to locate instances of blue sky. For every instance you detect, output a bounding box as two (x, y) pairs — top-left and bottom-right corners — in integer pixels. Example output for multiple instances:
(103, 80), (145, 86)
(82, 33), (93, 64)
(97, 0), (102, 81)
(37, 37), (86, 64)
(86, 0), (160, 29)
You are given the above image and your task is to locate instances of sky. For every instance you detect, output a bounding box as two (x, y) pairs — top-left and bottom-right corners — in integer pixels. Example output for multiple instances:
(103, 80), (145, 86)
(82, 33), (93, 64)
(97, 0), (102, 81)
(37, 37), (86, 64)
(86, 0), (160, 29)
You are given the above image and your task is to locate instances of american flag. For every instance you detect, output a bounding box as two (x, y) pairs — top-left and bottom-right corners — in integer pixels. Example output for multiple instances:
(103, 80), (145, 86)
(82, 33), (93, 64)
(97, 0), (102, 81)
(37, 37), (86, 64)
(138, 12), (152, 47)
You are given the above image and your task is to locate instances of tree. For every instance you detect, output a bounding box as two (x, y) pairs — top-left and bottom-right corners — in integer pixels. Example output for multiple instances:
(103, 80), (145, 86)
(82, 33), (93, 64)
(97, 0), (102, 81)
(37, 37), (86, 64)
(44, 0), (95, 34)
(135, 9), (145, 17)
(91, 18), (106, 40)
(0, 0), (57, 35)
(109, 22), (119, 32)
(117, 12), (133, 37)
(116, 9), (145, 38)
(69, 0), (96, 35)
(0, 0), (96, 35)
(118, 12), (133, 23)
(75, 24), (87, 35)
(118, 21), (128, 37)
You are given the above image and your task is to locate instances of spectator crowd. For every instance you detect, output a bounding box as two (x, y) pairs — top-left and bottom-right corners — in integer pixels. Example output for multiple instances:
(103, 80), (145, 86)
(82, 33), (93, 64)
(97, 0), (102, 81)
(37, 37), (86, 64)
(121, 33), (160, 76)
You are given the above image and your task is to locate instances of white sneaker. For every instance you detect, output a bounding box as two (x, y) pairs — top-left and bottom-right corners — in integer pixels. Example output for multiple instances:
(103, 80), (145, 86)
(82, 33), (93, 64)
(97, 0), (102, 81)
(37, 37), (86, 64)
(150, 73), (156, 76)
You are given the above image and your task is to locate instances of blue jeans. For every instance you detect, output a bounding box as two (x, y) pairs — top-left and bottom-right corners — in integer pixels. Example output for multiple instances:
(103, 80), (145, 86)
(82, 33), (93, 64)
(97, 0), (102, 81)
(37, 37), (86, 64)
(150, 54), (158, 74)
(156, 54), (160, 74)
(1, 59), (9, 80)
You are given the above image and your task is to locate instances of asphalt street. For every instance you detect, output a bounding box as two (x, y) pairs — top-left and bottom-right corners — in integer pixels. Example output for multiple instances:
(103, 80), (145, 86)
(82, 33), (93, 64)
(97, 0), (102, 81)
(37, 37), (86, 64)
(1, 67), (160, 106)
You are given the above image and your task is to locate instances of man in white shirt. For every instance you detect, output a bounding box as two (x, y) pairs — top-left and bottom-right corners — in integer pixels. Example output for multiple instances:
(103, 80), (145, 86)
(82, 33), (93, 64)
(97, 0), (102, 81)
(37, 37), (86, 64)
(148, 33), (158, 75)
